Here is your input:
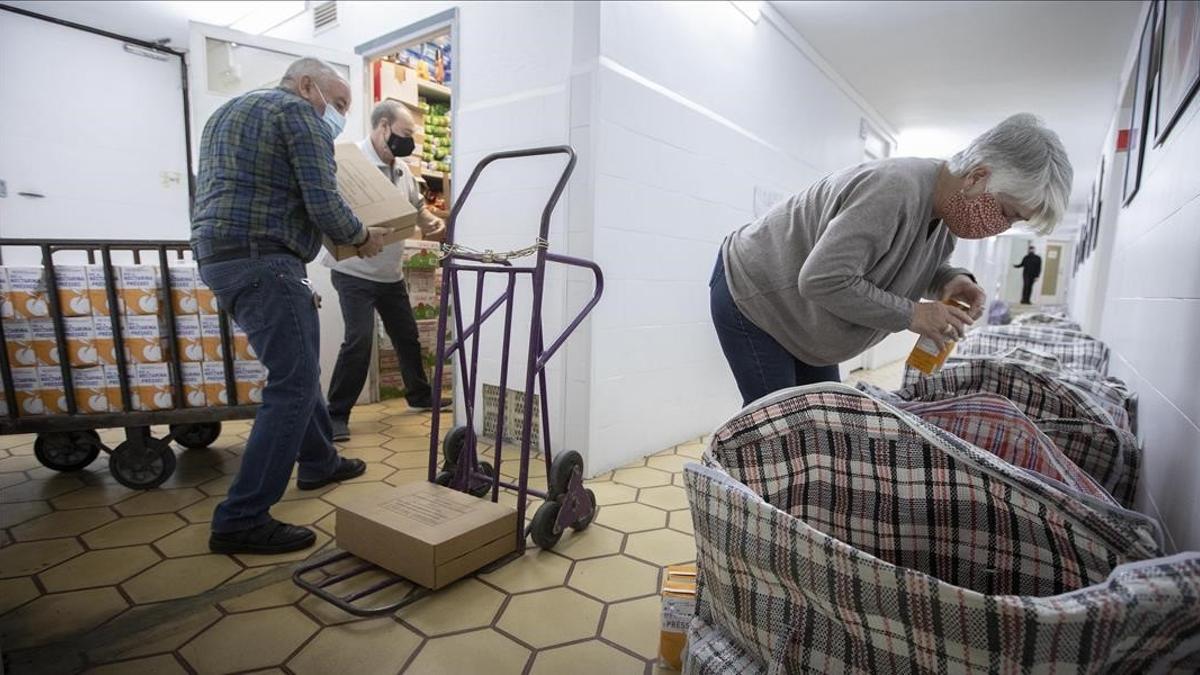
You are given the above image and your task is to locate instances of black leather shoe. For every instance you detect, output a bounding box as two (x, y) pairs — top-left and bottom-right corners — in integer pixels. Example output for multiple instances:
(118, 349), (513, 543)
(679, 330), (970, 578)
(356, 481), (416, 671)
(296, 457), (367, 491)
(209, 519), (316, 555)
(408, 397), (453, 411)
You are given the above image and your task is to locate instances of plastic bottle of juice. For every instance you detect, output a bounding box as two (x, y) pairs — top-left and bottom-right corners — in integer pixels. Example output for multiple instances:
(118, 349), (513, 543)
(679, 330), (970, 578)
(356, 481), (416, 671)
(906, 299), (973, 375)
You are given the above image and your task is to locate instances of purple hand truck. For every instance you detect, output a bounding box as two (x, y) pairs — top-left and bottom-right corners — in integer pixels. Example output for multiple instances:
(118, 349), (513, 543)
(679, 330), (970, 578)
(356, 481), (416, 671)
(295, 146), (603, 615)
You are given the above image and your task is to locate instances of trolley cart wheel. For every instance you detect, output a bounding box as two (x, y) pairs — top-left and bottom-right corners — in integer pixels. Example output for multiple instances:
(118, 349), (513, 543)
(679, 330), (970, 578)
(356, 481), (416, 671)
(110, 434), (177, 490)
(34, 431), (103, 472)
(470, 462), (496, 498)
(549, 450), (584, 501)
(530, 500), (563, 549)
(169, 422), (222, 450)
(571, 489), (598, 531)
(434, 470), (454, 487)
(441, 426), (469, 471)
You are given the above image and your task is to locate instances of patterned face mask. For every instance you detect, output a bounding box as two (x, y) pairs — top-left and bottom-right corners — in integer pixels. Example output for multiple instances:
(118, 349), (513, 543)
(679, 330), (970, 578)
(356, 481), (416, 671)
(943, 191), (1011, 239)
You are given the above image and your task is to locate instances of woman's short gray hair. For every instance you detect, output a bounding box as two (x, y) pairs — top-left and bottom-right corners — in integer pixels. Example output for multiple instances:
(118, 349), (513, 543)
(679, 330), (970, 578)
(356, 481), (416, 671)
(948, 113), (1073, 233)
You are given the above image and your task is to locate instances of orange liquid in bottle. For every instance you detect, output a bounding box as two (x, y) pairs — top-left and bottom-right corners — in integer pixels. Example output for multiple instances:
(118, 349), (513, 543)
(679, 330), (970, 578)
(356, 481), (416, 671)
(906, 300), (972, 375)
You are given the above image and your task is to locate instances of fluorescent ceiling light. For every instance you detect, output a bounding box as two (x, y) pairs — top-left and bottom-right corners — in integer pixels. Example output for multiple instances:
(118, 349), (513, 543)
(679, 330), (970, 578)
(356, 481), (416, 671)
(228, 1), (306, 34)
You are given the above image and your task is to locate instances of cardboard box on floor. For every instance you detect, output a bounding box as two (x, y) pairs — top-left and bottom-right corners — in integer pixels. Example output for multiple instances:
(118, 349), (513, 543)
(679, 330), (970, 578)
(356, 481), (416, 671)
(324, 143), (418, 261)
(336, 482), (516, 590)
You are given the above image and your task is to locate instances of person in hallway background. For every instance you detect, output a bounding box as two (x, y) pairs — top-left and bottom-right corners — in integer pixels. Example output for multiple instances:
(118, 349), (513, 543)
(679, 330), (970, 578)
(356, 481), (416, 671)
(323, 100), (449, 442)
(712, 113), (1073, 406)
(1015, 244), (1043, 304)
(192, 58), (386, 555)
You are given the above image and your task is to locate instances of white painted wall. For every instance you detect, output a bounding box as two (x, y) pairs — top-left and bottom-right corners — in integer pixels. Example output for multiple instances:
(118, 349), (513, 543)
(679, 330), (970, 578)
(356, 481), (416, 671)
(1070, 2), (1200, 551)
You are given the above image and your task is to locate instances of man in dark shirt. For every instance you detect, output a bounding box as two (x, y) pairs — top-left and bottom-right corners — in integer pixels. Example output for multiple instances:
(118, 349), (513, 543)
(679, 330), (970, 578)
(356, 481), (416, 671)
(1014, 245), (1043, 304)
(192, 57), (385, 555)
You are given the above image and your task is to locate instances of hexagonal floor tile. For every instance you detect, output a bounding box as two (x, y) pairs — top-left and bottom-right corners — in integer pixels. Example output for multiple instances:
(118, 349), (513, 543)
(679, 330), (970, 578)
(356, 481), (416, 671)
(86, 655), (188, 675)
(336, 433), (392, 450)
(0, 576), (40, 614)
(50, 484), (137, 509)
(153, 523), (212, 558)
(10, 506), (116, 541)
(341, 445), (393, 463)
(269, 497), (334, 525)
(82, 513), (186, 548)
(0, 587), (128, 650)
(384, 450), (429, 470)
(0, 538), (83, 578)
(384, 467), (430, 486)
(529, 640), (646, 675)
(497, 587), (602, 648)
(479, 548), (572, 594)
(0, 472), (27, 489)
(288, 617), (423, 675)
(602, 594), (663, 658)
(404, 578), (506, 637)
(320, 481), (391, 508)
(220, 579), (307, 613)
(178, 495), (225, 523)
(675, 441), (706, 459)
(160, 464), (222, 489)
(551, 524), (624, 561)
(0, 454), (40, 472)
(197, 474), (234, 497)
(121, 555), (241, 603)
(179, 606), (319, 674)
(407, 628), (530, 675)
(1, 475), (85, 503)
(668, 509), (694, 535)
(568, 555), (659, 602)
(38, 546), (160, 592)
(86, 605), (223, 664)
(114, 488), (205, 517)
(637, 485), (690, 511)
(0, 499), (51, 529)
(596, 503), (667, 533)
(585, 481), (638, 506)
(611, 467), (672, 489)
(624, 530), (696, 566)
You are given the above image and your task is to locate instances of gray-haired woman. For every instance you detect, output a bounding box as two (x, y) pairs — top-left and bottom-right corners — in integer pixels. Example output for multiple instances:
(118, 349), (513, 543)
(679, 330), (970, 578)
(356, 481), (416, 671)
(711, 113), (1073, 406)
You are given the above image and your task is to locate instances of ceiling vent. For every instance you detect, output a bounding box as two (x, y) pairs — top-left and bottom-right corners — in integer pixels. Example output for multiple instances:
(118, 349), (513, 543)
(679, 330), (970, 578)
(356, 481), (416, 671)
(313, 1), (338, 34)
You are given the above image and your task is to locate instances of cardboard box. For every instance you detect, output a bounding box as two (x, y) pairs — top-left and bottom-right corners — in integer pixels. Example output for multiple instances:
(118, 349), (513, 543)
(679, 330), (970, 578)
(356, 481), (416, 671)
(323, 142), (418, 261)
(71, 366), (110, 414)
(377, 59), (419, 106)
(167, 265), (200, 315)
(10, 367), (44, 416)
(102, 365), (126, 411)
(234, 360), (266, 404)
(0, 269), (12, 320)
(29, 318), (61, 367)
(63, 316), (99, 367)
(202, 361), (229, 406)
(116, 266), (160, 315)
(93, 316), (118, 365)
(199, 314), (225, 362)
(6, 267), (50, 319)
(180, 362), (207, 408)
(4, 320), (39, 368)
(336, 482), (517, 590)
(231, 322), (257, 361)
(122, 315), (164, 363)
(659, 563), (697, 671)
(175, 315), (204, 362)
(53, 266), (92, 316)
(130, 363), (173, 411)
(85, 265), (113, 316)
(195, 277), (219, 315)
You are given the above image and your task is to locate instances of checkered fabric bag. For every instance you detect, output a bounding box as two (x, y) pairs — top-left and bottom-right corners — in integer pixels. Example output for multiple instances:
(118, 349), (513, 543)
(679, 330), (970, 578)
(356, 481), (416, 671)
(685, 385), (1197, 674)
(956, 327), (1110, 374)
(1012, 311), (1082, 331)
(1039, 417), (1142, 508)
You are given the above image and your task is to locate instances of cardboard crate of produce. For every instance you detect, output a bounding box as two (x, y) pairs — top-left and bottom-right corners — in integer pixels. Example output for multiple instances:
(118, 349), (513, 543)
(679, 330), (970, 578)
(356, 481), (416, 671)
(324, 143), (418, 261)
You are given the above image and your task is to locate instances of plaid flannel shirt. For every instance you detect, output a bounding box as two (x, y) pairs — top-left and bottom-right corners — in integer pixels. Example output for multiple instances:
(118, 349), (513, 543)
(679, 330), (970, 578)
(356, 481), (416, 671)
(191, 88), (365, 262)
(685, 384), (1196, 674)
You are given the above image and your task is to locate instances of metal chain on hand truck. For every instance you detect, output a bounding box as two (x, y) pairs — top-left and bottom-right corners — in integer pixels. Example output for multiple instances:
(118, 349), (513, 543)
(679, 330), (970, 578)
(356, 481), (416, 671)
(438, 237), (549, 264)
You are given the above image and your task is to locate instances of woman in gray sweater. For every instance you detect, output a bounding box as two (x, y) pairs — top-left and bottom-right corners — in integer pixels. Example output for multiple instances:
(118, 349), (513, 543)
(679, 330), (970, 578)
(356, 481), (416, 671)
(712, 114), (1073, 405)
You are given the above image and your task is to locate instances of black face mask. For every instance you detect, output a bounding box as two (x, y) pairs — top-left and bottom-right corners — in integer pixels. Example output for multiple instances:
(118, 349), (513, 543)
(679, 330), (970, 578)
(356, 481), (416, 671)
(386, 132), (415, 158)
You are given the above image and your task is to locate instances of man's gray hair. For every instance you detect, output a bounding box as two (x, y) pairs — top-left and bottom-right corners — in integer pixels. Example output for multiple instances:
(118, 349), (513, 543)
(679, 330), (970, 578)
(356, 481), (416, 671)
(279, 57), (343, 90)
(948, 113), (1073, 234)
(370, 100), (410, 129)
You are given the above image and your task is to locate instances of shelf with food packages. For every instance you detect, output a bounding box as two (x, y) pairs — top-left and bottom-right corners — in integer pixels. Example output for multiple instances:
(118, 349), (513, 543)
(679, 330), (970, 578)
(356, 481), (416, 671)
(375, 241), (452, 401)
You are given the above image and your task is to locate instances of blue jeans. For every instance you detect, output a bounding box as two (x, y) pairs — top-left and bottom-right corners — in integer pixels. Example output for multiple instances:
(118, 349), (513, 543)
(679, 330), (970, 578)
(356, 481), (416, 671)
(199, 253), (340, 533)
(710, 252), (840, 407)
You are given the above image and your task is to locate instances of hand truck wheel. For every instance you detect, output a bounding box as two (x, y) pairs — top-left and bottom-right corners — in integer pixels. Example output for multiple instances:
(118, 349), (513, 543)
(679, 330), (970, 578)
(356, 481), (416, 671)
(530, 500), (562, 549)
(549, 450), (584, 500)
(34, 431), (103, 472)
(110, 434), (176, 489)
(470, 461), (495, 498)
(434, 470), (453, 487)
(441, 426), (469, 471)
(571, 489), (598, 532)
(169, 422), (222, 450)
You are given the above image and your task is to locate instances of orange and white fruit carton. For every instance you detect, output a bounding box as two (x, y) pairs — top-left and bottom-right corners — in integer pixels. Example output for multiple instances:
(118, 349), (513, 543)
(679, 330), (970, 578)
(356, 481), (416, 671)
(102, 365), (126, 411)
(234, 360), (267, 404)
(122, 315), (165, 363)
(130, 363), (173, 411)
(174, 315), (204, 362)
(167, 265), (199, 316)
(93, 316), (118, 365)
(0, 268), (12, 320)
(10, 367), (45, 416)
(29, 318), (61, 367)
(231, 321), (257, 361)
(35, 366), (69, 415)
(63, 316), (100, 367)
(39, 366), (109, 415)
(201, 361), (229, 406)
(116, 266), (160, 316)
(659, 563), (697, 671)
(4, 319), (39, 368)
(199, 314), (225, 362)
(85, 265), (113, 316)
(53, 266), (92, 316)
(195, 276), (219, 315)
(180, 362), (207, 408)
(6, 267), (50, 319)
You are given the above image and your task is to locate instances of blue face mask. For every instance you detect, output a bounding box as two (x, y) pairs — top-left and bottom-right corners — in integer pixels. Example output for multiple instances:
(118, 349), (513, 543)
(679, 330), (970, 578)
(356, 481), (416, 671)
(313, 83), (346, 138)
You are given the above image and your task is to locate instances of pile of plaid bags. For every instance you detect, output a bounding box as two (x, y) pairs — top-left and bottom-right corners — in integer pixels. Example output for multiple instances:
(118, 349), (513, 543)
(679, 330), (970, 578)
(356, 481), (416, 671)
(683, 313), (1200, 673)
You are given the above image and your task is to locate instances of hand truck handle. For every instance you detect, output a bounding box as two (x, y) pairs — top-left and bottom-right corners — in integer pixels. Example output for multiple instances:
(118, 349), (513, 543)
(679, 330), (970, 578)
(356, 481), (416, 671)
(443, 146), (576, 246)
(535, 252), (604, 373)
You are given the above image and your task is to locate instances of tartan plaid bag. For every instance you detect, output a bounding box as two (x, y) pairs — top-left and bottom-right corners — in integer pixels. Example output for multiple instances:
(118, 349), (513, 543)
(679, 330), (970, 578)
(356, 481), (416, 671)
(1039, 417), (1142, 509)
(956, 327), (1110, 374)
(686, 385), (1197, 674)
(1011, 311), (1083, 331)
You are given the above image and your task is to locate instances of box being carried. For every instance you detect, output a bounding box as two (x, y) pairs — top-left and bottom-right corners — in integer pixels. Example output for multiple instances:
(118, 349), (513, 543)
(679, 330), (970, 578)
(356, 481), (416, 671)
(336, 482), (517, 590)
(323, 142), (418, 261)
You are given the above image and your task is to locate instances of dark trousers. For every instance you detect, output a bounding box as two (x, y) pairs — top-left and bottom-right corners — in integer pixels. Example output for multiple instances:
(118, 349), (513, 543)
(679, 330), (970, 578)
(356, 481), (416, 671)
(709, 253), (840, 407)
(199, 253), (340, 533)
(1021, 276), (1037, 304)
(326, 270), (432, 421)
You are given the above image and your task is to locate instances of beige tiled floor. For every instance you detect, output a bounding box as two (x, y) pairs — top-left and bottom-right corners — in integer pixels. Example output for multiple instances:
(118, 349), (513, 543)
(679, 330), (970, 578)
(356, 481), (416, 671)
(0, 398), (705, 674)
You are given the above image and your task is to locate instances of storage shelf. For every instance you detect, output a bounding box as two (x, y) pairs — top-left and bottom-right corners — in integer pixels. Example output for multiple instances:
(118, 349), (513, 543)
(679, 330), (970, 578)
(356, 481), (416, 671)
(417, 79), (451, 101)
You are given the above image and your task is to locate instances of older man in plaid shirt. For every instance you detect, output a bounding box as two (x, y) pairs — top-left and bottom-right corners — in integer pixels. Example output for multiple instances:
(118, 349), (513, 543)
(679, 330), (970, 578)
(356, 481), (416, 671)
(192, 58), (385, 555)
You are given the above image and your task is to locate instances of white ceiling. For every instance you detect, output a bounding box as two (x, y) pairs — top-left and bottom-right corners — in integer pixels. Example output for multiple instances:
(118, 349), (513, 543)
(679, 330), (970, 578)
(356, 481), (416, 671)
(773, 0), (1143, 218)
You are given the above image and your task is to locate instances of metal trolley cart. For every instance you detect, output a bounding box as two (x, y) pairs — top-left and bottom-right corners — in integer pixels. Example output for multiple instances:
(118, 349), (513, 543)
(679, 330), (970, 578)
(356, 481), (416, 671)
(0, 238), (259, 489)
(295, 146), (603, 615)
